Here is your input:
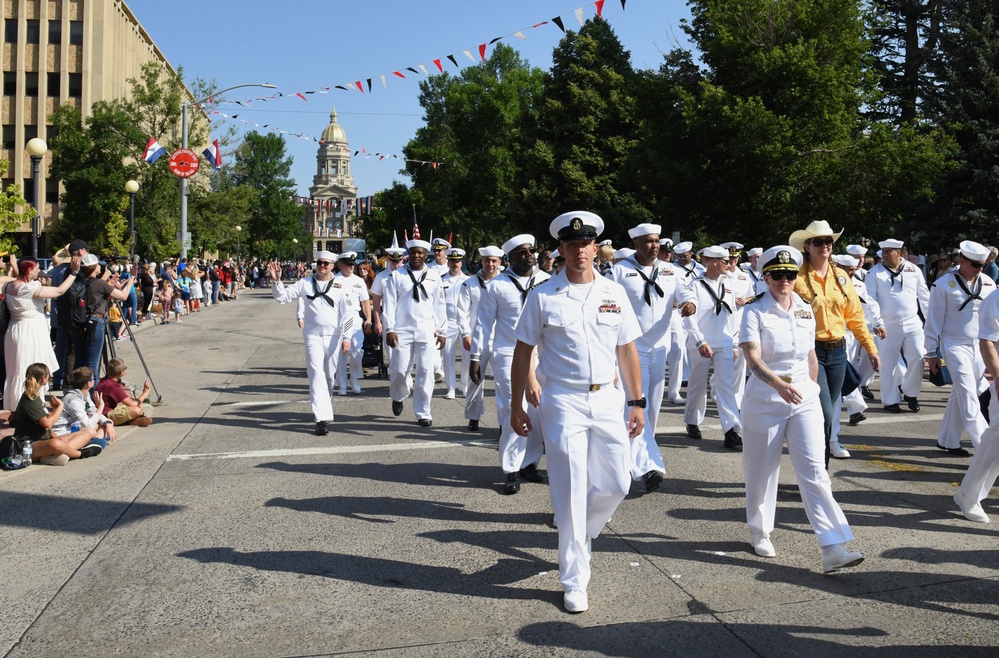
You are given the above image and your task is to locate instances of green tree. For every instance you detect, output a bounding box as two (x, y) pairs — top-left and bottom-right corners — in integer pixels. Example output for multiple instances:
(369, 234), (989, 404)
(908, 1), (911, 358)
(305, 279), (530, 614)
(0, 160), (35, 255)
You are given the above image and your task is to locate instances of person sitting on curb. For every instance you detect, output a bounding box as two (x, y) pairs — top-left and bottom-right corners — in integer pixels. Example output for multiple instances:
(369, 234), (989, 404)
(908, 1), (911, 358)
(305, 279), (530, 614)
(12, 362), (105, 465)
(95, 358), (153, 427)
(52, 366), (116, 443)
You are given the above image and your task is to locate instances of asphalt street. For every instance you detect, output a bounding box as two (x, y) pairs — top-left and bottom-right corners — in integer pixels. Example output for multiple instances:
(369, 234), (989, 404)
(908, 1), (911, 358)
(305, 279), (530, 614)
(2, 287), (997, 657)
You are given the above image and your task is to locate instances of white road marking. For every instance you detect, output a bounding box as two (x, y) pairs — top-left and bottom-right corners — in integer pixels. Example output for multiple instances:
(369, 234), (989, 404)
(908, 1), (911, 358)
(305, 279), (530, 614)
(216, 400), (309, 408)
(168, 439), (496, 461)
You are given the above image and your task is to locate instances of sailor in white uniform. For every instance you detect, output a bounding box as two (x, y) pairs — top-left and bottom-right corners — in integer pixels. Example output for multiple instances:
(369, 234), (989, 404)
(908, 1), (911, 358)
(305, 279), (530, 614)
(925, 240), (996, 454)
(666, 241), (701, 404)
(740, 247), (765, 294)
(608, 223), (695, 492)
(268, 252), (352, 436)
(440, 248), (470, 399)
(334, 251), (372, 395)
(383, 239), (447, 426)
(458, 246), (503, 431)
(371, 235), (407, 365)
(511, 211), (645, 614)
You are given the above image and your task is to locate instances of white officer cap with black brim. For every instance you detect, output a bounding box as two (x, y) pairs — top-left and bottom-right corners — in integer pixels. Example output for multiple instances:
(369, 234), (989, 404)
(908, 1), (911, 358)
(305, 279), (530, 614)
(760, 245), (803, 274)
(550, 211), (604, 242)
(673, 241), (693, 255)
(431, 238), (451, 251)
(446, 248), (466, 260)
(502, 234), (535, 255)
(628, 223), (661, 239)
(339, 251), (357, 265)
(878, 238), (905, 250)
(478, 246), (504, 258)
(698, 245), (729, 259)
(959, 240), (990, 262)
(660, 238), (674, 249)
(719, 242), (744, 258)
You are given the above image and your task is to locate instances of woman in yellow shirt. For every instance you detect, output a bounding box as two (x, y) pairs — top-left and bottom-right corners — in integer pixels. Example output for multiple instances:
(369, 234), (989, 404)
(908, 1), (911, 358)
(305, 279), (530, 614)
(790, 221), (881, 465)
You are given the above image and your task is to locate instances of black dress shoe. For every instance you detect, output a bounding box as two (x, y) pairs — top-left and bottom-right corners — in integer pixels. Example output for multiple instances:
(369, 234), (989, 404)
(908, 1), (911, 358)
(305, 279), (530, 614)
(848, 412), (866, 426)
(504, 472), (521, 494)
(642, 471), (664, 493)
(937, 442), (971, 456)
(520, 463), (544, 483)
(315, 420), (329, 436)
(883, 403), (903, 413)
(861, 386), (874, 400)
(724, 429), (743, 451)
(392, 400), (404, 416)
(904, 395), (920, 412)
(417, 419), (433, 427)
(686, 423), (702, 440)
(467, 419), (479, 431)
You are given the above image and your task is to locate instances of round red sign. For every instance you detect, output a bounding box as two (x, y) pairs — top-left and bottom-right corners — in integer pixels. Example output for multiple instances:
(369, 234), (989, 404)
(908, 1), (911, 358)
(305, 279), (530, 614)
(169, 149), (200, 178)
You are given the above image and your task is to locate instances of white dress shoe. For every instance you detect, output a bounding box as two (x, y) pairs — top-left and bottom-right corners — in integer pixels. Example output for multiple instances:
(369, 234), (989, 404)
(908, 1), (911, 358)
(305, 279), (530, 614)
(954, 490), (990, 523)
(351, 381), (362, 394)
(668, 396), (685, 404)
(829, 441), (851, 459)
(751, 532), (776, 558)
(338, 387), (347, 396)
(563, 589), (588, 613)
(444, 388), (455, 399)
(821, 544), (864, 573)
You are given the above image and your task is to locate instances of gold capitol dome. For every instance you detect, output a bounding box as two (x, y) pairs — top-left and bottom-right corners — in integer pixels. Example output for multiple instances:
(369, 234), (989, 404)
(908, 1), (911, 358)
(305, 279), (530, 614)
(321, 108), (348, 145)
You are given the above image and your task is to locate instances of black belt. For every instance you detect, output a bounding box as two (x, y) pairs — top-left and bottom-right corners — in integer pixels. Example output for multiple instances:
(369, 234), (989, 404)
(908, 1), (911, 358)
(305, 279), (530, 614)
(89, 314), (107, 320)
(815, 338), (845, 351)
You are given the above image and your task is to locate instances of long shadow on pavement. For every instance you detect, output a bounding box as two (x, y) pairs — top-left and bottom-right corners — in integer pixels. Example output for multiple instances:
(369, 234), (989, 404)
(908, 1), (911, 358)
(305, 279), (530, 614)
(0, 492), (183, 534)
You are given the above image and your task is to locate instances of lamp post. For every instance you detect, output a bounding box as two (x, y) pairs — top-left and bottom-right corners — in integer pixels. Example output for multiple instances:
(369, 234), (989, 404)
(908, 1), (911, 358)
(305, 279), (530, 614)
(292, 238), (298, 265)
(25, 138), (47, 258)
(180, 82), (276, 260)
(125, 180), (139, 264)
(235, 225), (241, 263)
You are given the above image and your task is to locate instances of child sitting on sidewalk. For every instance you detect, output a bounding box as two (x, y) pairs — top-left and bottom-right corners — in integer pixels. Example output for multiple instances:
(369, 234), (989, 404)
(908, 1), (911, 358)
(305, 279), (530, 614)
(12, 363), (106, 465)
(95, 358), (153, 428)
(53, 366), (116, 443)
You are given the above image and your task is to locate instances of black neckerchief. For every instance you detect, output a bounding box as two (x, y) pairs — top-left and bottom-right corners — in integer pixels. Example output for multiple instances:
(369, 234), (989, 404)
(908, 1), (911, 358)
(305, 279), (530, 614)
(628, 258), (664, 306)
(506, 268), (539, 305)
(887, 263), (905, 290)
(306, 276), (336, 307)
(954, 272), (983, 311)
(407, 267), (429, 302)
(700, 277), (732, 315)
(680, 261), (697, 277)
(476, 273), (487, 289)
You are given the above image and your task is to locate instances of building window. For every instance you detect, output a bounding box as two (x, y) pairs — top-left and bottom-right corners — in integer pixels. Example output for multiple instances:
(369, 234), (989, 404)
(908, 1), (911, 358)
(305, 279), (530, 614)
(49, 20), (62, 45)
(22, 179), (35, 204)
(46, 124), (59, 142)
(47, 72), (60, 96)
(25, 19), (40, 44)
(3, 72), (15, 96)
(24, 72), (38, 96)
(69, 21), (83, 46)
(23, 124), (38, 143)
(4, 20), (17, 43)
(2, 125), (14, 150)
(45, 178), (59, 204)
(68, 73), (82, 98)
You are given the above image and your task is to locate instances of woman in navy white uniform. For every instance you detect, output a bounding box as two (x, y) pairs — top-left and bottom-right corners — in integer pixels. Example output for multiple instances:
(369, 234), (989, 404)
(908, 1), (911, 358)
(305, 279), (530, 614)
(739, 246), (864, 573)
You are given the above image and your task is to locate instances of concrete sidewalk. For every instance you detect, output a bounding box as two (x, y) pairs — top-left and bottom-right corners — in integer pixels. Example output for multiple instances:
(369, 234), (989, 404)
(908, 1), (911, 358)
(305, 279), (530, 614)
(1, 288), (997, 657)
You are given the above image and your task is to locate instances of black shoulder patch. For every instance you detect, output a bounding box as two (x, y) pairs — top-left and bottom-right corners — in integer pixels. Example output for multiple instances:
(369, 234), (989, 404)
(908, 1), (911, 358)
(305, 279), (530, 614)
(747, 292), (766, 304)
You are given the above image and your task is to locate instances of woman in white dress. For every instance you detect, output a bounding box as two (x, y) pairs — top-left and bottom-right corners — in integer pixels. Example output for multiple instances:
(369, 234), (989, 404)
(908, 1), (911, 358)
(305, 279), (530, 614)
(3, 256), (81, 410)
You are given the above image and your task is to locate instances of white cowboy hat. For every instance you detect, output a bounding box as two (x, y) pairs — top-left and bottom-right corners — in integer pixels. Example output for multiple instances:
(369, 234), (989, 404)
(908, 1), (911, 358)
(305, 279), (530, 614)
(788, 220), (844, 251)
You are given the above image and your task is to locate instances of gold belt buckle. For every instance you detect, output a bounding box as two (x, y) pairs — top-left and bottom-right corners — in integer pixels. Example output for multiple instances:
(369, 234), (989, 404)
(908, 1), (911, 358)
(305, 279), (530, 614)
(589, 384), (601, 392)
(779, 375), (792, 384)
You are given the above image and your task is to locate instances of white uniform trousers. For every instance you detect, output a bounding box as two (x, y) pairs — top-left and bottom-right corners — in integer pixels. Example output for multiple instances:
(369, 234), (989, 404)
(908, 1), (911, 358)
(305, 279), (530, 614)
(666, 320), (687, 400)
(629, 349), (667, 479)
(831, 335), (869, 442)
(938, 341), (988, 449)
(541, 382), (631, 592)
(304, 332), (342, 423)
(464, 350), (492, 421)
(742, 378), (854, 547)
(337, 324), (365, 389)
(879, 324), (925, 405)
(442, 330), (467, 394)
(959, 395), (999, 502)
(493, 351), (544, 473)
(684, 341), (742, 434)
(389, 331), (436, 421)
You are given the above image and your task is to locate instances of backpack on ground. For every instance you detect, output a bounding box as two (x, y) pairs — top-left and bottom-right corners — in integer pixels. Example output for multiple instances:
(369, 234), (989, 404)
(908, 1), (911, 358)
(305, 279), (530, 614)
(56, 275), (94, 331)
(0, 435), (26, 471)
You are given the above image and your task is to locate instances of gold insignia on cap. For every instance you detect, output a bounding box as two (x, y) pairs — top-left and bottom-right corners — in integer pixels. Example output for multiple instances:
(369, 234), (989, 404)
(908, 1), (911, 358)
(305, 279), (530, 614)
(778, 251), (791, 264)
(570, 217), (582, 231)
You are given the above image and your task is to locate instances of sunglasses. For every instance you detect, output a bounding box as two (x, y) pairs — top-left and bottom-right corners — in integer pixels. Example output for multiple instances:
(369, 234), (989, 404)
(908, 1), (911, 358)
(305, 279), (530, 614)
(512, 248), (536, 256)
(807, 237), (835, 247)
(966, 259), (986, 269)
(316, 261), (333, 267)
(767, 270), (799, 281)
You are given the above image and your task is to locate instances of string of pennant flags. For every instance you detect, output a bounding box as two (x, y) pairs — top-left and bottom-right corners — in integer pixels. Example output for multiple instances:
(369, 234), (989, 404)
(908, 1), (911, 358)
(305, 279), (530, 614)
(203, 0), (627, 108)
(292, 195), (377, 238)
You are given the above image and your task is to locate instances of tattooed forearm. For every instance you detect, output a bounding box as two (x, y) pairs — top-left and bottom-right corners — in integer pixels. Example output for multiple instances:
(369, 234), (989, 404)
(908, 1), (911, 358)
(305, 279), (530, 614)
(741, 341), (777, 386)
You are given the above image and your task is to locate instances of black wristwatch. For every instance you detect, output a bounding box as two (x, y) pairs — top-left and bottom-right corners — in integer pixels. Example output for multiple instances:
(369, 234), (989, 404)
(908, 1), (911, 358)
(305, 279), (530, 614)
(627, 397), (647, 409)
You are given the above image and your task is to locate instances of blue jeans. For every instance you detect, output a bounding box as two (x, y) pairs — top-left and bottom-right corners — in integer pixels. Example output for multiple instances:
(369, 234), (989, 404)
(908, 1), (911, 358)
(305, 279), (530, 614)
(126, 288), (138, 324)
(211, 280), (220, 304)
(815, 342), (847, 466)
(70, 318), (106, 385)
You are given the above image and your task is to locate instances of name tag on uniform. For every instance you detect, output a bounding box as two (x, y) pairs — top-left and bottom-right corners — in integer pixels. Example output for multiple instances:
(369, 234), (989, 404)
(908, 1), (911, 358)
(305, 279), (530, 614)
(333, 282), (343, 289)
(663, 270), (674, 276)
(794, 309), (812, 320)
(599, 302), (621, 313)
(626, 272), (638, 277)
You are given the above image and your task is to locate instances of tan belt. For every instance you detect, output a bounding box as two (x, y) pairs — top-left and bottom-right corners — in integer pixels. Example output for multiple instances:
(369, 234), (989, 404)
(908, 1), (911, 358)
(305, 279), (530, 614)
(779, 375), (793, 384)
(589, 383), (611, 391)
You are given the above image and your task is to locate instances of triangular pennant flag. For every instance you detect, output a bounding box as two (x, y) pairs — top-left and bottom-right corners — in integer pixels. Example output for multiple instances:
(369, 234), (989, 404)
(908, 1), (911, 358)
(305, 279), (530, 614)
(595, 0), (605, 17)
(335, 85), (348, 90)
(355, 81), (364, 93)
(418, 64), (429, 76)
(367, 78), (372, 92)
(407, 67), (419, 75)
(552, 16), (565, 32)
(380, 75), (387, 88)
(433, 59), (444, 73)
(575, 8), (584, 26)
(513, 31), (527, 40)
(621, 0), (627, 8)
(447, 54), (459, 68)
(463, 50), (476, 62)
(478, 43), (487, 60)
(393, 71), (406, 78)
(432, 162), (439, 169)
(296, 92), (307, 100)
(489, 37), (502, 44)
(532, 21), (548, 28)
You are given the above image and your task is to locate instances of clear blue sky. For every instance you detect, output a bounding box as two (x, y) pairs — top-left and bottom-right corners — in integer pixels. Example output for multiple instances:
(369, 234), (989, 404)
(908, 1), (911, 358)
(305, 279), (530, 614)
(127, 0), (692, 198)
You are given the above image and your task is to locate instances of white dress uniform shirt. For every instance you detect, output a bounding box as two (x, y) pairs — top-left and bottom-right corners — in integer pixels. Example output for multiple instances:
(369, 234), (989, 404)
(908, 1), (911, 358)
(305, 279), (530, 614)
(739, 290), (855, 548)
(865, 262), (928, 406)
(334, 272), (370, 391)
(458, 272), (494, 421)
(441, 270), (470, 394)
(925, 270), (996, 449)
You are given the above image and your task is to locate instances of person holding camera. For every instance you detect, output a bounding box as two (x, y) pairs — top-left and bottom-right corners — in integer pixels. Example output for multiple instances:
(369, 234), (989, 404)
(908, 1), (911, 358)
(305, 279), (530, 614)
(68, 254), (132, 386)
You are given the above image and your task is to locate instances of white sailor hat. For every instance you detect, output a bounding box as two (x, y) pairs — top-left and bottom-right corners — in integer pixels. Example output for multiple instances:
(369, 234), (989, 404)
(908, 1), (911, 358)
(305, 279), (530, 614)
(832, 254), (860, 268)
(613, 248), (636, 260)
(599, 239), (613, 247)
(406, 239), (432, 252)
(431, 238), (451, 251)
(628, 223), (661, 239)
(746, 247), (763, 258)
(478, 246), (504, 258)
(446, 248), (466, 260)
(550, 211), (604, 241)
(551, 248), (561, 260)
(845, 244), (868, 257)
(698, 245), (729, 259)
(502, 234), (535, 255)
(879, 238), (905, 250)
(959, 240), (990, 262)
(673, 241), (693, 255)
(315, 250), (338, 263)
(719, 242), (744, 257)
(760, 245), (803, 274)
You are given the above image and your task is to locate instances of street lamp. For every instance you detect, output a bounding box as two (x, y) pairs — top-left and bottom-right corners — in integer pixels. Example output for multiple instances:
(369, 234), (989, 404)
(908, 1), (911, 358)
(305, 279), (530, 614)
(235, 225), (241, 263)
(25, 138), (47, 258)
(125, 179), (139, 264)
(180, 82), (276, 260)
(292, 238), (298, 264)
